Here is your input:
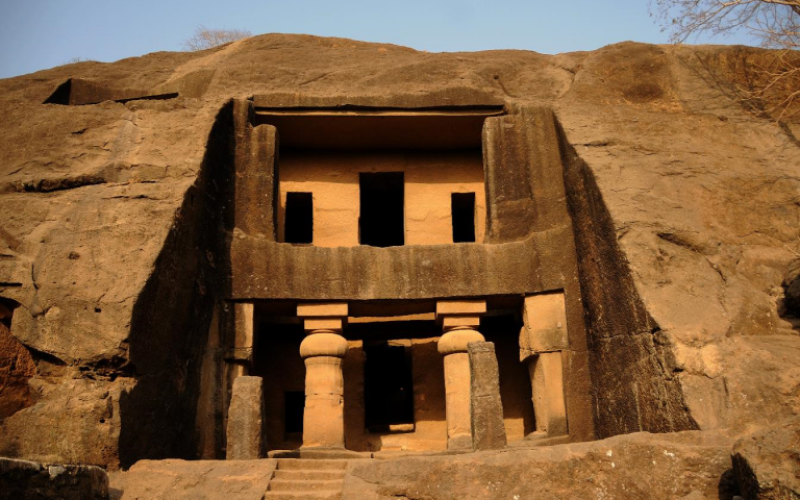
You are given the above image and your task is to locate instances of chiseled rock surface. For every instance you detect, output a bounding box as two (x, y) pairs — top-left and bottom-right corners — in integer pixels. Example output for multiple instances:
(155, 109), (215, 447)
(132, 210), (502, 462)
(732, 418), (800, 500)
(0, 456), (109, 500)
(107, 459), (276, 500)
(0, 34), (797, 469)
(343, 431), (736, 500)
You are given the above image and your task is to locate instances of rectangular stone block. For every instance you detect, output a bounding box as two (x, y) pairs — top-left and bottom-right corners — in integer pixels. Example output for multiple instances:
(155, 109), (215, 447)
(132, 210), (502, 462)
(226, 376), (266, 459)
(436, 300), (487, 316)
(297, 302), (348, 318)
(441, 315), (482, 329)
(468, 341), (507, 451)
(302, 317), (344, 332)
(520, 293), (568, 360)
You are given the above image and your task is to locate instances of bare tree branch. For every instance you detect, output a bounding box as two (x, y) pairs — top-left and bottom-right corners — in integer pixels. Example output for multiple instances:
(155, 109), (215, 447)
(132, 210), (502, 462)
(183, 26), (251, 51)
(651, 0), (800, 120)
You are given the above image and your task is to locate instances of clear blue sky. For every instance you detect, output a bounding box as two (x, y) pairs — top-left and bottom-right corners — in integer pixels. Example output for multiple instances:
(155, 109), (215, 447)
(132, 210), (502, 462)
(0, 0), (759, 79)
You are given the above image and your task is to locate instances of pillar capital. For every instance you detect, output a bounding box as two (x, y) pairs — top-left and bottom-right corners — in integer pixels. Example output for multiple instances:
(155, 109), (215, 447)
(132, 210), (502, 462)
(300, 330), (349, 359)
(297, 302), (348, 333)
(437, 326), (485, 355)
(436, 299), (486, 333)
(435, 300), (487, 317)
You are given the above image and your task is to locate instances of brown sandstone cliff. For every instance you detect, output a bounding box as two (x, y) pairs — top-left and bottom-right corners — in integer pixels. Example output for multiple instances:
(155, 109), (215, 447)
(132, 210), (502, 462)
(0, 34), (798, 469)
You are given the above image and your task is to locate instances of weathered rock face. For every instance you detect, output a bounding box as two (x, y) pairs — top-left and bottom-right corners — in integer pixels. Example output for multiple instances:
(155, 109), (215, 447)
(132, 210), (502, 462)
(104, 431), (734, 500)
(0, 319), (35, 420)
(343, 431), (736, 500)
(0, 457), (109, 500)
(732, 418), (800, 500)
(0, 35), (797, 470)
(108, 459), (277, 500)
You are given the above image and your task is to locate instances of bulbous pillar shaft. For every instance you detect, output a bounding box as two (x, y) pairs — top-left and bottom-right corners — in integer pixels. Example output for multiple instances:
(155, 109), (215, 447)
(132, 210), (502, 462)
(438, 326), (485, 450)
(300, 330), (349, 448)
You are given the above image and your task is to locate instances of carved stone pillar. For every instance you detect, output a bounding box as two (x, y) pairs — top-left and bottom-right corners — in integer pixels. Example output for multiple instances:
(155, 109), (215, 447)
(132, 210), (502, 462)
(520, 293), (569, 438)
(297, 303), (349, 448)
(436, 300), (486, 450)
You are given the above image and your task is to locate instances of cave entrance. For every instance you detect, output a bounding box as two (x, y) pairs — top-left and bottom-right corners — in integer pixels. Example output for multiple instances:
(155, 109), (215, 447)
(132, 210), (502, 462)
(364, 343), (414, 431)
(284, 390), (304, 437)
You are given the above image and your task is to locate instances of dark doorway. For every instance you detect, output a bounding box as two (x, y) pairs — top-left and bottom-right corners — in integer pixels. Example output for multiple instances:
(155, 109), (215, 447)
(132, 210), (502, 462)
(451, 192), (476, 243)
(364, 344), (414, 429)
(285, 192), (313, 244)
(359, 172), (404, 247)
(284, 391), (304, 436)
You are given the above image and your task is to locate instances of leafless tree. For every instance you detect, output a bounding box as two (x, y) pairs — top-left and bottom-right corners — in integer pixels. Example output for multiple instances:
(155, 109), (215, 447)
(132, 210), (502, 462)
(651, 0), (800, 119)
(183, 26), (252, 51)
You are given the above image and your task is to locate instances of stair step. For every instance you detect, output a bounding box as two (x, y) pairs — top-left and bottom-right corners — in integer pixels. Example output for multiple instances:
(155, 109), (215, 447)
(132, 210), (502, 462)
(263, 492), (340, 500)
(269, 479), (343, 492)
(273, 469), (346, 481)
(276, 459), (348, 471)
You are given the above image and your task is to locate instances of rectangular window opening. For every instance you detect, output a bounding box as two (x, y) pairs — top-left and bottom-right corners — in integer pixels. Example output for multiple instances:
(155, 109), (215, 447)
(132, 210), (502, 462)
(284, 390), (304, 435)
(364, 344), (414, 430)
(451, 192), (476, 243)
(359, 172), (404, 247)
(284, 192), (313, 244)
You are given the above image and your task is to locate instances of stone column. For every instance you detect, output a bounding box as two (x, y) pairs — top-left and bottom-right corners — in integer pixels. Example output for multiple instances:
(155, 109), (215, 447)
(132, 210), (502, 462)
(520, 293), (569, 438)
(436, 300), (487, 450)
(297, 303), (349, 449)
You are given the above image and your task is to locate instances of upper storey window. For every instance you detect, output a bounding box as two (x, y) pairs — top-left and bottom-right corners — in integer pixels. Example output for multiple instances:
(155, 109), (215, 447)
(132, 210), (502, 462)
(284, 192), (313, 244)
(359, 172), (405, 248)
(451, 192), (476, 243)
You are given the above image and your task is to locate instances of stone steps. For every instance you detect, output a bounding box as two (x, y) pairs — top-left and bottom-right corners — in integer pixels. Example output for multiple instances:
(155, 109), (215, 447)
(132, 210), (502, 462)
(263, 458), (347, 500)
(262, 492), (340, 500)
(272, 458), (348, 471)
(269, 479), (344, 492)
(273, 469), (346, 481)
